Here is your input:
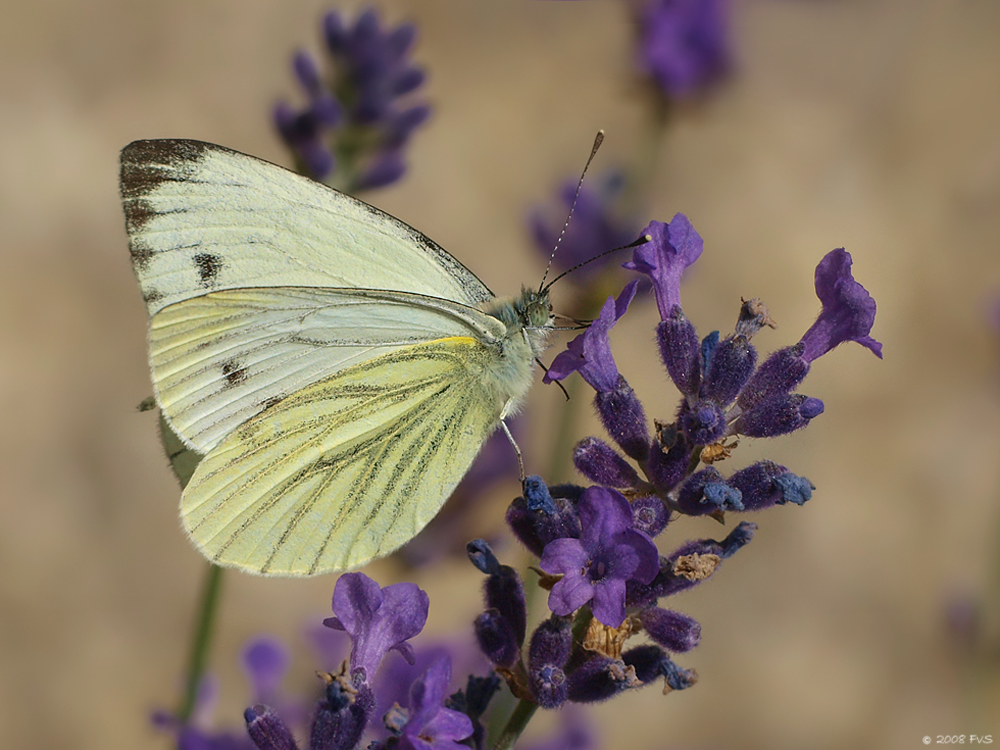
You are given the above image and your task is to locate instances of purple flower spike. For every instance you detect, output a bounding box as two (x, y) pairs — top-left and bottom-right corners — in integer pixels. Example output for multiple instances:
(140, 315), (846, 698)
(398, 657), (474, 750)
(798, 248), (882, 363)
(323, 572), (429, 685)
(623, 214), (703, 320)
(544, 281), (639, 392)
(276, 8), (430, 191)
(539, 487), (659, 627)
(637, 0), (731, 100)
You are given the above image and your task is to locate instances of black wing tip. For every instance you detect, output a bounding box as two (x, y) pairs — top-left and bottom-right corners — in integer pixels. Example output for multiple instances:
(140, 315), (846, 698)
(120, 140), (214, 200)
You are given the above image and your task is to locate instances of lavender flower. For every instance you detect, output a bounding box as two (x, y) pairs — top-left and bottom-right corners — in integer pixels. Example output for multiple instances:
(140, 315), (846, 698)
(623, 214), (703, 319)
(798, 248), (883, 362)
(322, 572), (429, 684)
(539, 486), (659, 627)
(396, 657), (474, 750)
(636, 0), (731, 100)
(544, 280), (639, 392)
(275, 7), (431, 191)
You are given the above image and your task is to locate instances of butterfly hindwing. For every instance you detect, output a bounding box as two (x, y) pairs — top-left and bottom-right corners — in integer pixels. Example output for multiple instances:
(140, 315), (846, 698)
(120, 139), (494, 316)
(181, 336), (505, 576)
(149, 287), (504, 453)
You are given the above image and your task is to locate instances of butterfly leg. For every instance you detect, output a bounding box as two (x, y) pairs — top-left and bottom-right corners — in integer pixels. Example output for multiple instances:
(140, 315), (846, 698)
(498, 399), (525, 481)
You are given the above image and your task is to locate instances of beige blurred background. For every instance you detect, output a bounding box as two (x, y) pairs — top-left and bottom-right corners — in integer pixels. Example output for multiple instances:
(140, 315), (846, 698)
(3, 1), (1000, 748)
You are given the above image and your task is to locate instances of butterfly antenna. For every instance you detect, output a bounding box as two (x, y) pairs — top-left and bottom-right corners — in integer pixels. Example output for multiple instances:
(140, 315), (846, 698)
(536, 358), (571, 401)
(541, 233), (651, 293)
(538, 130), (605, 293)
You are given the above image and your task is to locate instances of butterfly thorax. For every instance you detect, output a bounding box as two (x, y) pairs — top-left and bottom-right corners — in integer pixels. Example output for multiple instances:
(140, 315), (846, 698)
(474, 287), (554, 410)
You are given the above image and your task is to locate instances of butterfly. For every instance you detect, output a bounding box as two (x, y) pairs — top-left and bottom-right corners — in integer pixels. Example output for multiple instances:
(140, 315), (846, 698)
(121, 139), (554, 576)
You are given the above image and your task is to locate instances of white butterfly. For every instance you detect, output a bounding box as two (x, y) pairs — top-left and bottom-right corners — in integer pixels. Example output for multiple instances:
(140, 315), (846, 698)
(121, 140), (553, 576)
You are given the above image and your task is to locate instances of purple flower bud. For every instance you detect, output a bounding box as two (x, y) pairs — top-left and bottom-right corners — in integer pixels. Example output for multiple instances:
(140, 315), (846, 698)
(773, 472), (815, 506)
(310, 678), (375, 750)
(573, 437), (639, 488)
(656, 310), (702, 396)
(385, 105), (432, 147)
(466, 538), (501, 576)
(799, 248), (882, 362)
(323, 11), (347, 53)
(737, 344), (810, 411)
(653, 522), (757, 598)
(474, 610), (519, 668)
(245, 705), (299, 750)
(485, 571), (527, 649)
(631, 497), (670, 537)
(646, 434), (690, 492)
(702, 335), (757, 407)
(735, 393), (823, 438)
(528, 617), (573, 708)
(355, 151), (406, 191)
(293, 50), (324, 95)
(623, 214), (703, 319)
(679, 400), (726, 445)
(467, 540), (527, 647)
(677, 468), (743, 515)
(728, 461), (814, 510)
(659, 656), (699, 691)
(522, 475), (556, 514)
(544, 282), (638, 392)
(639, 607), (702, 653)
(620, 644), (662, 684)
(594, 376), (650, 460)
(566, 656), (637, 703)
(506, 491), (582, 558)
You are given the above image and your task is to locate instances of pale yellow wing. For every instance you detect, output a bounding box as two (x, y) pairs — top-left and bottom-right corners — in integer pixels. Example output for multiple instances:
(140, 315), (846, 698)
(148, 286), (504, 453)
(181, 337), (505, 576)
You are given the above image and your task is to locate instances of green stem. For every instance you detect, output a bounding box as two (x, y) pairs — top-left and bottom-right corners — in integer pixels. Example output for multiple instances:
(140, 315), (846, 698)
(176, 563), (225, 722)
(491, 698), (539, 750)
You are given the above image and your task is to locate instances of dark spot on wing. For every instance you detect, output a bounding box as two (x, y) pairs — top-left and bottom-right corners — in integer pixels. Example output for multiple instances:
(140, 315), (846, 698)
(260, 395), (285, 411)
(221, 358), (247, 388)
(130, 239), (154, 271)
(123, 197), (158, 234)
(194, 253), (223, 286)
(142, 287), (164, 305)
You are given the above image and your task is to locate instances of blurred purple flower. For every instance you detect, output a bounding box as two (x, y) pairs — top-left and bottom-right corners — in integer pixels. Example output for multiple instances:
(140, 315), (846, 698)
(529, 172), (639, 284)
(397, 657), (475, 750)
(637, 0), (731, 100)
(539, 486), (659, 627)
(322, 572), (429, 684)
(275, 7), (430, 190)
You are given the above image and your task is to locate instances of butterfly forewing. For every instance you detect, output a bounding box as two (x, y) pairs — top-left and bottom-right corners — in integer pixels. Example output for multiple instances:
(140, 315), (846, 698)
(181, 337), (504, 575)
(120, 139), (494, 316)
(149, 287), (504, 453)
